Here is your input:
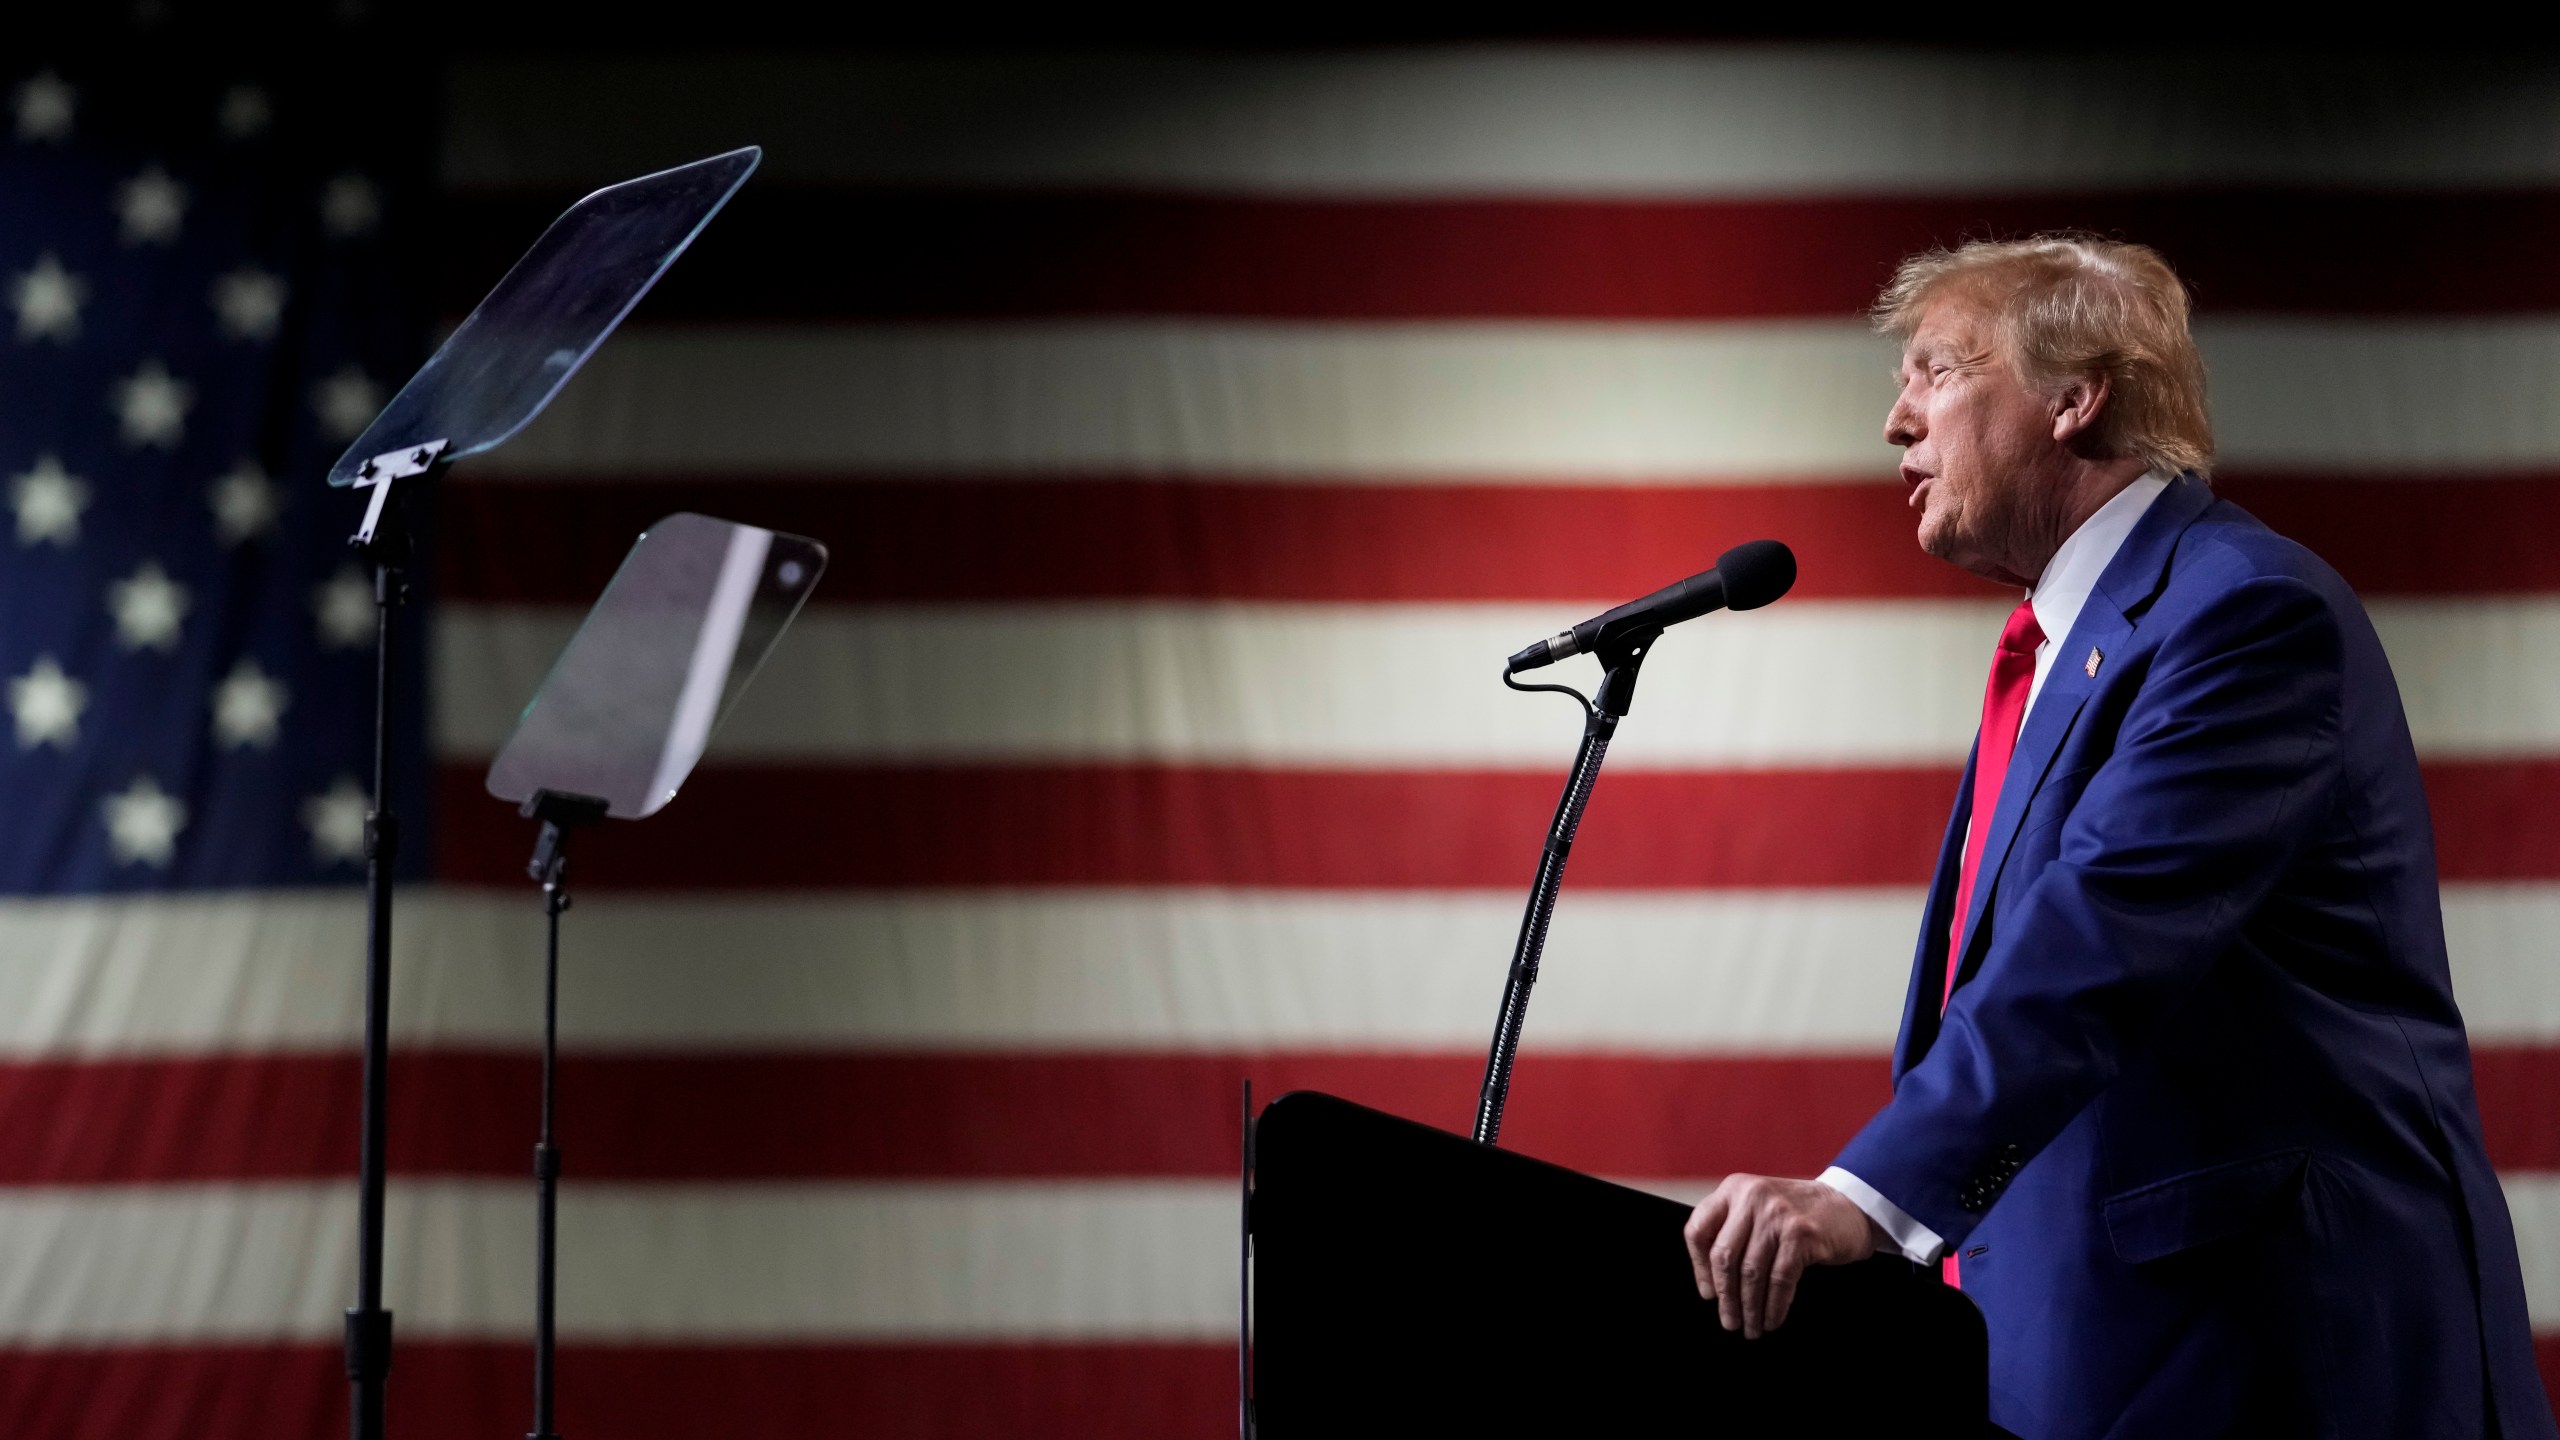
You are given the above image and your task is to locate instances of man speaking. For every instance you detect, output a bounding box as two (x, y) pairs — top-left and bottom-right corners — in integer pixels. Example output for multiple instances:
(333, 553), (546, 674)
(1682, 237), (2554, 1436)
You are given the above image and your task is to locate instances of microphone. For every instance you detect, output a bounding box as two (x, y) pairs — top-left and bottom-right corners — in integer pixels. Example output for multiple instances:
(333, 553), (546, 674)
(1506, 539), (1796, 674)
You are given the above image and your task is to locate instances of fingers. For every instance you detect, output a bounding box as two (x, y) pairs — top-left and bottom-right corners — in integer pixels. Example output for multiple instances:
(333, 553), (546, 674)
(1739, 1217), (1783, 1339)
(1711, 1192), (1755, 1334)
(1682, 1186), (1729, 1301)
(1764, 1229), (1806, 1334)
(1687, 1176), (1828, 1338)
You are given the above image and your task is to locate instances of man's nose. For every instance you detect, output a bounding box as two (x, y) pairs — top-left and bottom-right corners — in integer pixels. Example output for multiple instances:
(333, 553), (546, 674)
(1885, 396), (1921, 448)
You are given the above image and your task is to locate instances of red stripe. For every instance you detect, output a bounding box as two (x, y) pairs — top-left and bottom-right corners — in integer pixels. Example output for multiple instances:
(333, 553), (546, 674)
(435, 473), (2560, 606)
(432, 759), (2560, 891)
(437, 477), (1986, 605)
(2225, 476), (2560, 599)
(434, 762), (1959, 890)
(11, 1044), (2556, 1185)
(2426, 762), (2560, 882)
(8, 1334), (2558, 1440)
(0, 1340), (1229, 1440)
(0, 1050), (1886, 1184)
(2472, 1046), (2560, 1171)
(446, 187), (2560, 321)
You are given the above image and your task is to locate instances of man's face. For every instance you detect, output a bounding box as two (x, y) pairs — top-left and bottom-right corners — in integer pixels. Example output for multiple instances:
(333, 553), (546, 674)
(1884, 300), (2067, 586)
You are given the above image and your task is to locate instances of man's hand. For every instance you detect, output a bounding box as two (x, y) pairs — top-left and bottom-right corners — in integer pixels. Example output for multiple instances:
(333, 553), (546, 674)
(1683, 1174), (1886, 1338)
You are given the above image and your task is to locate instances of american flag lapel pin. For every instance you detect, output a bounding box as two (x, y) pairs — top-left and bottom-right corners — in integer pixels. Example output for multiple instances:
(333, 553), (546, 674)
(2085, 647), (2103, 678)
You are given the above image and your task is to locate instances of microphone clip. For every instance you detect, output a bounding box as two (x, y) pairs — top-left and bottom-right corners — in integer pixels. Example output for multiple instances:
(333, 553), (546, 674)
(1499, 623), (1660, 728)
(1588, 626), (1658, 719)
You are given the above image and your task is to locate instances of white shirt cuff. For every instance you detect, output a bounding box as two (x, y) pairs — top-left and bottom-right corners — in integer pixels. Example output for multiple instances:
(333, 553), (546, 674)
(1817, 1166), (1947, 1265)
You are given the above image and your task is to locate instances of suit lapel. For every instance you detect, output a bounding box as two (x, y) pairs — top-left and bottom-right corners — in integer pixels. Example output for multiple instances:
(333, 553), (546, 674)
(1945, 473), (2217, 992)
(1896, 741), (1976, 1078)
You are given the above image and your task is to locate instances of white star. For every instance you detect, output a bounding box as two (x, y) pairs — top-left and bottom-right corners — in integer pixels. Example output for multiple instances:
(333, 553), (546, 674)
(210, 658), (288, 748)
(209, 458), (280, 544)
(217, 84), (270, 139)
(14, 72), (73, 143)
(113, 360), (191, 448)
(108, 560), (189, 652)
(103, 775), (186, 868)
(12, 253), (83, 342)
(302, 775), (370, 867)
(9, 655), (85, 749)
(314, 565), (373, 649)
(311, 364), (379, 441)
(116, 165), (187, 246)
(321, 172), (380, 237)
(211, 267), (286, 341)
(11, 454), (87, 545)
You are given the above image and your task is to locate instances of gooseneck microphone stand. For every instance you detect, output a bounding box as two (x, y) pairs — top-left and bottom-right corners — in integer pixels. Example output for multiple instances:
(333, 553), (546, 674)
(1472, 627), (1659, 1146)
(520, 790), (609, 1440)
(345, 442), (446, 1440)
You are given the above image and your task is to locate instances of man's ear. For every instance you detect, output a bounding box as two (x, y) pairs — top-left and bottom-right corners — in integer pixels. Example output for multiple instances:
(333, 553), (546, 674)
(2051, 373), (2110, 446)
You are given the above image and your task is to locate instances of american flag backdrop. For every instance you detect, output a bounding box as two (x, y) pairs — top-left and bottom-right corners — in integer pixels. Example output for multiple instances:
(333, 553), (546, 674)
(6, 42), (2560, 1436)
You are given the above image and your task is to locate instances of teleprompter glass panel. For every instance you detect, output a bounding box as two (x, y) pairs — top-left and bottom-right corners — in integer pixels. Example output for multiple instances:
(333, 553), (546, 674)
(327, 147), (759, 485)
(485, 513), (827, 819)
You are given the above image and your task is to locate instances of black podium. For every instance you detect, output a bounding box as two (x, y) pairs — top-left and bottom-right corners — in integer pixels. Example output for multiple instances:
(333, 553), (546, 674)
(1248, 1091), (1990, 1437)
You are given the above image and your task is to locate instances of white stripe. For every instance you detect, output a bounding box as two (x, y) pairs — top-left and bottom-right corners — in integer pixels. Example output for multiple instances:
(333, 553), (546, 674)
(2380, 600), (2560, 756)
(2, 885), (2555, 1057)
(476, 320), (2560, 478)
(437, 599), (2001, 767)
(0, 1179), (1233, 1342)
(2499, 1176), (2560, 1330)
(2446, 886), (2560, 1041)
(2208, 321), (2560, 473)
(9, 1173), (2559, 1343)
(435, 598), (2560, 766)
(0, 889), (1915, 1055)
(477, 322), (1902, 479)
(446, 51), (2560, 194)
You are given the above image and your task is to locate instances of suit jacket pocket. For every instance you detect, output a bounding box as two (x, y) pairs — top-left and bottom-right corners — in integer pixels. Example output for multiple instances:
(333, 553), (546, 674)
(2101, 1148), (2311, 1265)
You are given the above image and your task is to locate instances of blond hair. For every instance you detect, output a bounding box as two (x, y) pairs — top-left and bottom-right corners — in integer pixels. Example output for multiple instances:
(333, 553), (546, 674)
(1873, 235), (2214, 479)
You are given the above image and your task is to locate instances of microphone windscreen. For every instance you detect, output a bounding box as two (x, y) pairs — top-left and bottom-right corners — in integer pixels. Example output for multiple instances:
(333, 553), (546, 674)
(1717, 539), (1796, 611)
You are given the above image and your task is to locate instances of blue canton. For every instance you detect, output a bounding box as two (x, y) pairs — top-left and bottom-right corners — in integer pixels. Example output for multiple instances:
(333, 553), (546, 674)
(0, 57), (429, 893)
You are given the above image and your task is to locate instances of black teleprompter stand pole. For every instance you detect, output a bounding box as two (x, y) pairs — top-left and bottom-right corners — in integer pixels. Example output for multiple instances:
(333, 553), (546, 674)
(1472, 628), (1659, 1146)
(521, 789), (608, 1440)
(344, 440), (447, 1440)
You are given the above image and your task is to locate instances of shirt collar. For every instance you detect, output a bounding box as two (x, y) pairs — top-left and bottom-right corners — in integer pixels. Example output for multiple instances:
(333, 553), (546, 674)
(2027, 470), (2172, 648)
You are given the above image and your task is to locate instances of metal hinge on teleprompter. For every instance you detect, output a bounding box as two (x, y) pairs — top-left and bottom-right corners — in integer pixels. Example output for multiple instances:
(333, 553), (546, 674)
(349, 438), (448, 546)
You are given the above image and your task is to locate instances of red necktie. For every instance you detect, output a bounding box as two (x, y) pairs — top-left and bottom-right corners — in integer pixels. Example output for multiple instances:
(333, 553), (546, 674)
(1941, 598), (2043, 1286)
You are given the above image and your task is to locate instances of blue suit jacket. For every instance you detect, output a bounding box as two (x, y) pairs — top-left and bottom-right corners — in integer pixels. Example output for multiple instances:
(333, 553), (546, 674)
(1833, 475), (2553, 1438)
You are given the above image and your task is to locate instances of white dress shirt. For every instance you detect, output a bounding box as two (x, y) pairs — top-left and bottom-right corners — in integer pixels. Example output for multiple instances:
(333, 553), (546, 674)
(1815, 471), (2172, 1264)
